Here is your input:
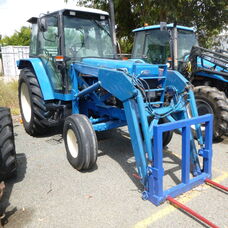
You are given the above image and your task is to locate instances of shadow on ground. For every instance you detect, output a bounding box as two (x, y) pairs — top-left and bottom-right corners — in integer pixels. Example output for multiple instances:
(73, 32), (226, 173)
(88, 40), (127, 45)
(0, 153), (29, 227)
(97, 128), (183, 192)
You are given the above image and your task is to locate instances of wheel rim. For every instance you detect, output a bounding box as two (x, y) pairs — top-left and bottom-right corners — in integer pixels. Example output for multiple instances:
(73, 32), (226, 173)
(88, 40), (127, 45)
(187, 99), (214, 132)
(20, 82), (32, 123)
(196, 99), (214, 116)
(66, 129), (79, 158)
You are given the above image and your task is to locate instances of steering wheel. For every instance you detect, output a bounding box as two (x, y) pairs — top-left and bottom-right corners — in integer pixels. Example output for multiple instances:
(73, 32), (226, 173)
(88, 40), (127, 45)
(68, 39), (86, 56)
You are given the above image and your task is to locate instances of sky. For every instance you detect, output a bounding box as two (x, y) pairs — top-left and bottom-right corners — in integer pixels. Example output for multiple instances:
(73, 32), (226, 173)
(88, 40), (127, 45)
(0, 0), (79, 37)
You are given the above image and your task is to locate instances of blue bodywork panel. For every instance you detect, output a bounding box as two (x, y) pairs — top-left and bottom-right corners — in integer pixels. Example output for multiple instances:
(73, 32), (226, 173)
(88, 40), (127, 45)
(82, 58), (160, 77)
(17, 58), (75, 101)
(196, 72), (228, 83)
(133, 23), (194, 33)
(82, 58), (150, 75)
(166, 70), (190, 93)
(17, 58), (55, 100)
(98, 68), (138, 101)
(82, 58), (136, 73)
(54, 93), (73, 101)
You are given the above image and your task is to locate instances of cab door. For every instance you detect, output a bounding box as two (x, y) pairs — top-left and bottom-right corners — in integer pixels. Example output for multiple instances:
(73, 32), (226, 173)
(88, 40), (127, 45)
(37, 15), (63, 92)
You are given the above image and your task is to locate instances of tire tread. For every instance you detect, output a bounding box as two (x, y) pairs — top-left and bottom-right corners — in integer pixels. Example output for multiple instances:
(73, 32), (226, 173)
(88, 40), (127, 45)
(0, 107), (17, 181)
(194, 86), (228, 138)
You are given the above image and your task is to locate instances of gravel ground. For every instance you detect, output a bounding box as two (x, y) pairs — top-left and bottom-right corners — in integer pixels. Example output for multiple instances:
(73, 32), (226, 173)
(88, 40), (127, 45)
(0, 120), (227, 228)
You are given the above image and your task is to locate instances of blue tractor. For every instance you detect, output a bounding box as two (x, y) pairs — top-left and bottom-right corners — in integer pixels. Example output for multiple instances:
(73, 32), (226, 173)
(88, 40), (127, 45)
(132, 23), (228, 139)
(17, 8), (213, 205)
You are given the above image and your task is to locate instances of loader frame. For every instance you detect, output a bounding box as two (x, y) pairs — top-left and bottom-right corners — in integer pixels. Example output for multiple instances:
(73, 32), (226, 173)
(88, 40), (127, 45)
(68, 60), (213, 205)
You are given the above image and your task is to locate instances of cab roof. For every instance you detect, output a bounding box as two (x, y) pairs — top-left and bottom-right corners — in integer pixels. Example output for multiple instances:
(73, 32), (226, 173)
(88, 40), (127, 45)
(27, 7), (109, 24)
(52, 7), (109, 16)
(133, 23), (194, 32)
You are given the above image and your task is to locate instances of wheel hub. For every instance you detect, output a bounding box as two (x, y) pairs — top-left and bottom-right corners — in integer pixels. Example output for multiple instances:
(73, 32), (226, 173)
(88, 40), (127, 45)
(196, 99), (214, 116)
(67, 129), (79, 158)
(20, 82), (32, 123)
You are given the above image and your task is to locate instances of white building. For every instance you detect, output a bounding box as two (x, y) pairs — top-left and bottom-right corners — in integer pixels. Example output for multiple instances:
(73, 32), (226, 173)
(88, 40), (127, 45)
(1, 46), (29, 78)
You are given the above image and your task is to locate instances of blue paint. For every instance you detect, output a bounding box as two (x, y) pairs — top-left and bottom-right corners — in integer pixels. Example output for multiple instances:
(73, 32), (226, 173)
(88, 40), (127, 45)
(17, 58), (55, 100)
(195, 71), (228, 83)
(195, 56), (228, 82)
(54, 93), (73, 101)
(76, 81), (101, 98)
(98, 68), (138, 102)
(133, 23), (194, 33)
(93, 120), (126, 131)
(166, 70), (189, 93)
(146, 114), (213, 205)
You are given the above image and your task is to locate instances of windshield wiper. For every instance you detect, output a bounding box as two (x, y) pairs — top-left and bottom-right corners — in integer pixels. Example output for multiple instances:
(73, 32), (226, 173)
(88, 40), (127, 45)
(92, 20), (111, 37)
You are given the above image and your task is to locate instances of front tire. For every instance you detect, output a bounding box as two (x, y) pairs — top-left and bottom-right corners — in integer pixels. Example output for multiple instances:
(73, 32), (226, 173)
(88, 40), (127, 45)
(18, 68), (48, 136)
(163, 130), (173, 147)
(159, 118), (173, 147)
(0, 107), (17, 181)
(63, 114), (98, 170)
(193, 86), (228, 139)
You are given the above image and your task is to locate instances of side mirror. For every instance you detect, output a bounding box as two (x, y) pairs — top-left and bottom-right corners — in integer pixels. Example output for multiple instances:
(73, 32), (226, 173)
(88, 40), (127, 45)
(38, 17), (48, 32)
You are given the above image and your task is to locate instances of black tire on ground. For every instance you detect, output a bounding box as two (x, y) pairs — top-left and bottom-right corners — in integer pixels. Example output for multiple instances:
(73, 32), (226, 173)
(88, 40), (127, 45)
(63, 114), (98, 170)
(193, 86), (228, 139)
(18, 68), (49, 136)
(160, 119), (173, 147)
(147, 118), (173, 147)
(0, 107), (17, 181)
(163, 130), (173, 147)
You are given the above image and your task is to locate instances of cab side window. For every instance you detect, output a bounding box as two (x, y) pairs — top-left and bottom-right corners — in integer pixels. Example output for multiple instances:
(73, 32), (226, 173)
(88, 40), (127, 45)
(38, 16), (58, 57)
(30, 24), (38, 56)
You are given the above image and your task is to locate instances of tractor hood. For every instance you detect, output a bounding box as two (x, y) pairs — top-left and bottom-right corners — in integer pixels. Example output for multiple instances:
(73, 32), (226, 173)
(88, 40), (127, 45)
(81, 58), (159, 76)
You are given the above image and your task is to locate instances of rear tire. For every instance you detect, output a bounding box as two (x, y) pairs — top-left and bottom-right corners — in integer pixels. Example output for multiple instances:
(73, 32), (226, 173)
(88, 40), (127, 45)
(0, 107), (17, 181)
(63, 114), (98, 170)
(193, 86), (228, 139)
(19, 68), (49, 136)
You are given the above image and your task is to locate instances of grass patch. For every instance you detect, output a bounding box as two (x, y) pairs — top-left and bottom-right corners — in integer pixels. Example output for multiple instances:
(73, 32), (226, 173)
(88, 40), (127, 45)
(0, 79), (20, 115)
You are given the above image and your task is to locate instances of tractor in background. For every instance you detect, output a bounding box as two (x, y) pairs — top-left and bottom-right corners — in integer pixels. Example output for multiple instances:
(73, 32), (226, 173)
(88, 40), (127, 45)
(17, 8), (213, 205)
(132, 23), (228, 139)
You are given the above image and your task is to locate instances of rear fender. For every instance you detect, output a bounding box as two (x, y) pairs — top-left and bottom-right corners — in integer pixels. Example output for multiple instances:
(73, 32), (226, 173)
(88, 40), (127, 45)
(17, 58), (55, 100)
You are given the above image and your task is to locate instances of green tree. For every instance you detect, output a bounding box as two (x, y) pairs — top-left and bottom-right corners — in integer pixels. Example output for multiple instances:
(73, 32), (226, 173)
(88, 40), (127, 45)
(68, 0), (228, 50)
(0, 26), (31, 46)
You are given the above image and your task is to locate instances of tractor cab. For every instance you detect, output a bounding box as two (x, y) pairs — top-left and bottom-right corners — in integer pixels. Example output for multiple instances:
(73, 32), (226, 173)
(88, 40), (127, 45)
(132, 24), (198, 71)
(27, 8), (115, 93)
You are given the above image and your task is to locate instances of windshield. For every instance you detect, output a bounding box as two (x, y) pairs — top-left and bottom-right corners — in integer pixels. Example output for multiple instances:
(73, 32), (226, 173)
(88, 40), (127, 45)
(132, 28), (199, 64)
(132, 30), (170, 64)
(177, 30), (198, 60)
(64, 16), (115, 59)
